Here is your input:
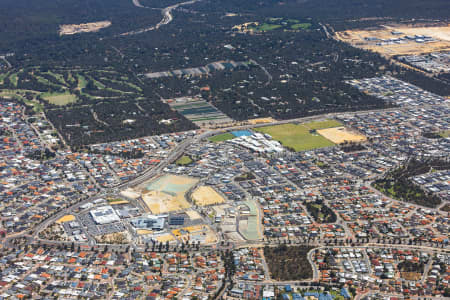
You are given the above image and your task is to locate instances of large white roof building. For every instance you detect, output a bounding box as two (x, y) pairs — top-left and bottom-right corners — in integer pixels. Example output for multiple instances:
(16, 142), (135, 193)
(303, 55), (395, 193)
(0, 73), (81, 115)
(90, 206), (120, 224)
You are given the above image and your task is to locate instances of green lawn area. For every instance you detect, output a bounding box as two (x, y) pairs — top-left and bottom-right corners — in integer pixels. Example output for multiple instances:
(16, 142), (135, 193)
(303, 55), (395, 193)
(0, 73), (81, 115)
(122, 81), (142, 92)
(303, 119), (342, 130)
(0, 72), (9, 83)
(257, 23), (282, 31)
(291, 22), (312, 30)
(208, 133), (235, 142)
(108, 198), (126, 203)
(88, 76), (106, 89)
(439, 130), (450, 138)
(255, 122), (336, 151)
(42, 92), (78, 106)
(66, 72), (76, 84)
(249, 22), (283, 32)
(0, 90), (25, 101)
(176, 155), (193, 165)
(35, 75), (65, 89)
(25, 100), (44, 113)
(44, 71), (67, 85)
(77, 74), (87, 89)
(9, 73), (18, 87)
(102, 78), (142, 92)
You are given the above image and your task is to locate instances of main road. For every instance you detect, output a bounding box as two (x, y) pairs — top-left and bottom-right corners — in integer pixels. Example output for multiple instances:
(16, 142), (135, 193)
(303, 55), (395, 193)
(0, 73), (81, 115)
(120, 0), (203, 36)
(3, 105), (411, 248)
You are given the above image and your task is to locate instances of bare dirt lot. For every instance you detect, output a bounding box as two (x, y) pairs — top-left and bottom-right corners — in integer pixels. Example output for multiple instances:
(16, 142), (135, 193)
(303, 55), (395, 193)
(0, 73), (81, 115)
(401, 272), (422, 281)
(172, 225), (217, 244)
(191, 186), (225, 206)
(142, 190), (188, 214)
(59, 21), (112, 35)
(140, 174), (198, 214)
(185, 209), (202, 221)
(155, 233), (176, 243)
(317, 126), (367, 144)
(336, 24), (450, 56)
(95, 232), (129, 244)
(248, 117), (276, 125)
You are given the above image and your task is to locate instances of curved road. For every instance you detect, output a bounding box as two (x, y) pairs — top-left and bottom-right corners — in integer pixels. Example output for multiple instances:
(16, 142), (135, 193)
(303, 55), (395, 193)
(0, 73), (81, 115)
(120, 0), (202, 36)
(2, 106), (436, 249)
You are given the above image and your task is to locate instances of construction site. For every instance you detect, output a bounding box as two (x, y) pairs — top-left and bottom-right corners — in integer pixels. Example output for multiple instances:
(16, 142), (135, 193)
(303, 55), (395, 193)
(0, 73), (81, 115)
(336, 24), (450, 57)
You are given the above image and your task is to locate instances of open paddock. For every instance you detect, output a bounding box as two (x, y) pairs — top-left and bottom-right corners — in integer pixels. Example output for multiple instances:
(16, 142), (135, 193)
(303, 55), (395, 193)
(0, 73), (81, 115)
(191, 186), (225, 206)
(42, 92), (78, 106)
(140, 174), (198, 214)
(155, 233), (175, 243)
(317, 126), (367, 144)
(254, 120), (340, 152)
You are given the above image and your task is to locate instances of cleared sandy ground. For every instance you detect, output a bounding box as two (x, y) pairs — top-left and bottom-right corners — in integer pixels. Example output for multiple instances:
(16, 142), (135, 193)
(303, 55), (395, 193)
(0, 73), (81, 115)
(59, 21), (111, 35)
(185, 209), (202, 220)
(336, 24), (450, 56)
(400, 25), (450, 41)
(56, 214), (75, 224)
(191, 186), (225, 206)
(141, 174), (198, 214)
(317, 127), (367, 144)
(142, 190), (191, 214)
(120, 188), (140, 199)
(248, 117), (276, 125)
(136, 229), (153, 235)
(155, 233), (175, 242)
(95, 232), (129, 244)
(172, 225), (217, 244)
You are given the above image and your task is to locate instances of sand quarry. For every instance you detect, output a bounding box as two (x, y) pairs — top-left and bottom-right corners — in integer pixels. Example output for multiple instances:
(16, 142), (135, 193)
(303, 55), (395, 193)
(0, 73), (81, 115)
(191, 186), (225, 206)
(59, 21), (111, 36)
(318, 127), (367, 144)
(336, 24), (450, 56)
(140, 174), (198, 214)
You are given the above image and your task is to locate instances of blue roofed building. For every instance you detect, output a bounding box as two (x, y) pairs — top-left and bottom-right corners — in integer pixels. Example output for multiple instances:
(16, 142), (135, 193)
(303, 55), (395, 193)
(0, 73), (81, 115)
(231, 130), (253, 137)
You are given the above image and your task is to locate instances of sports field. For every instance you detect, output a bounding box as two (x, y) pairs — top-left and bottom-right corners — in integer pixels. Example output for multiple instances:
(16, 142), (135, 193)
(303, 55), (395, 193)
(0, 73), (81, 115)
(208, 133), (235, 142)
(255, 120), (341, 151)
(191, 186), (225, 206)
(141, 174), (198, 214)
(304, 119), (342, 130)
(317, 127), (367, 144)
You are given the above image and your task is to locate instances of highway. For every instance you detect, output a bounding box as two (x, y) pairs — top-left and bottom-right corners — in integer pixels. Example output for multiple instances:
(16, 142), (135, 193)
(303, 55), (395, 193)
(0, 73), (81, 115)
(120, 0), (203, 36)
